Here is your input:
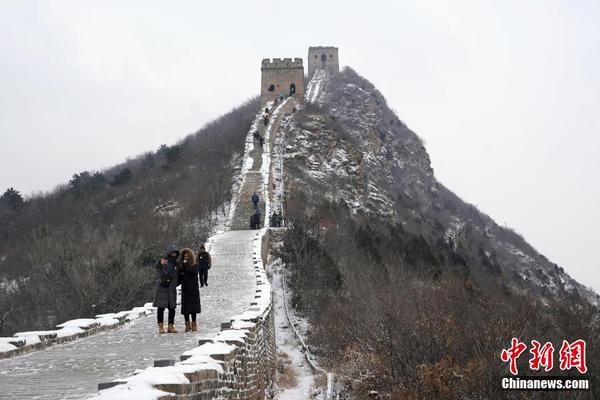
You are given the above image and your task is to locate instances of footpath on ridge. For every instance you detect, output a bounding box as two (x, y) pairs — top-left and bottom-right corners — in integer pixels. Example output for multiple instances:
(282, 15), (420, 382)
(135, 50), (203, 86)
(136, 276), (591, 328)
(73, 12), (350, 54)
(0, 98), (295, 400)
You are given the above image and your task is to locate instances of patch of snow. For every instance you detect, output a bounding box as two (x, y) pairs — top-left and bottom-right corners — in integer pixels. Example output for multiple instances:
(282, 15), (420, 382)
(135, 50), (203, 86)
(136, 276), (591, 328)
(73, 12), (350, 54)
(90, 381), (170, 400)
(96, 317), (121, 327)
(57, 318), (99, 329)
(182, 341), (235, 358)
(56, 327), (85, 338)
(0, 343), (17, 352)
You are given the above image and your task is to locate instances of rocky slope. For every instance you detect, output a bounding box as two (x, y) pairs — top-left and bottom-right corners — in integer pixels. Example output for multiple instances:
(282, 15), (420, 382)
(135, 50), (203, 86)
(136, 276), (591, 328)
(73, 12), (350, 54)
(283, 67), (598, 308)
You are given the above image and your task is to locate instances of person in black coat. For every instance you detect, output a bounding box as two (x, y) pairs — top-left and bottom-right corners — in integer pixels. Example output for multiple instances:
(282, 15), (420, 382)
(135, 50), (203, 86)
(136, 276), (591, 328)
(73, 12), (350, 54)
(153, 244), (180, 334)
(197, 245), (212, 288)
(179, 248), (201, 332)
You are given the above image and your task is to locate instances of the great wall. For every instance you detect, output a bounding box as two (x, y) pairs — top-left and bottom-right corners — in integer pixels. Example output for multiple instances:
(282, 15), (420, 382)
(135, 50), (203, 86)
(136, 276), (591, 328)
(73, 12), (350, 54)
(0, 46), (338, 400)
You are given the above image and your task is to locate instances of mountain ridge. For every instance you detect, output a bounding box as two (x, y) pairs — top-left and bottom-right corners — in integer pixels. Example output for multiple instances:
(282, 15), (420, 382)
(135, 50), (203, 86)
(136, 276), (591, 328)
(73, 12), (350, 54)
(285, 66), (598, 307)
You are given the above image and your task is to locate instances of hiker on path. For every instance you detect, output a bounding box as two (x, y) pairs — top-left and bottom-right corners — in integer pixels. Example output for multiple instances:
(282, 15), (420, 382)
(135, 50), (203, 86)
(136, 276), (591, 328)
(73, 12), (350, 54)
(197, 245), (212, 288)
(251, 192), (259, 209)
(270, 211), (283, 227)
(250, 212), (261, 229)
(153, 244), (180, 334)
(255, 207), (262, 228)
(179, 248), (200, 332)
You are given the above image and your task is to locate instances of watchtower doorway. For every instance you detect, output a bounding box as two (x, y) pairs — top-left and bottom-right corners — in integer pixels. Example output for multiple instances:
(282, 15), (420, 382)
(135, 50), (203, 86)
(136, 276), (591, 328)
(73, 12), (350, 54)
(289, 83), (296, 96)
(321, 54), (327, 68)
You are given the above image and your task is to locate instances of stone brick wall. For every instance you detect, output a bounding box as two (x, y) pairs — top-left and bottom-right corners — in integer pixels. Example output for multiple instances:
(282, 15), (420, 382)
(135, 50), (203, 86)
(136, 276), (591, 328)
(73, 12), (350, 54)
(307, 46), (339, 79)
(0, 308), (149, 359)
(155, 305), (276, 399)
(261, 58), (305, 105)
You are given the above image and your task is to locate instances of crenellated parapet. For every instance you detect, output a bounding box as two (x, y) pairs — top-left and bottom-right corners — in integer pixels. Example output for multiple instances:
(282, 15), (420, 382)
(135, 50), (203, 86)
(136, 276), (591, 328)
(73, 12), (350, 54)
(260, 57), (305, 105)
(261, 58), (304, 70)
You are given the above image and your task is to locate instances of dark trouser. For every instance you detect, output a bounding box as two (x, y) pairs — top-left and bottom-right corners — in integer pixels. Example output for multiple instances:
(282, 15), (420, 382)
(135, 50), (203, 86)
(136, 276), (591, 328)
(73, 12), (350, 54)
(184, 313), (197, 322)
(200, 269), (208, 286)
(157, 307), (175, 324)
(253, 201), (258, 209)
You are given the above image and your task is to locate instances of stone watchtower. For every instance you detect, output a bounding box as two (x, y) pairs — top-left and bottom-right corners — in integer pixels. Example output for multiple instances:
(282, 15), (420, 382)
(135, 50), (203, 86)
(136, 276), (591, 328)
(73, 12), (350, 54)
(307, 46), (339, 78)
(260, 58), (305, 105)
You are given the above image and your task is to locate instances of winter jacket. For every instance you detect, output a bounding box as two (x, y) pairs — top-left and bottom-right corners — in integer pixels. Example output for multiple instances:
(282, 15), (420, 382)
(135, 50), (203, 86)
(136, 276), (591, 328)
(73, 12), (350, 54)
(153, 244), (180, 309)
(197, 250), (212, 271)
(251, 193), (259, 204)
(250, 214), (261, 229)
(179, 248), (201, 315)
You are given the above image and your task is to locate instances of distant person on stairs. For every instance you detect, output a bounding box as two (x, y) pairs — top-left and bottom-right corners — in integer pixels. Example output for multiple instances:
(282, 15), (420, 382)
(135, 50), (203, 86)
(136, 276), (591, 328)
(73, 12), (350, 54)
(179, 248), (200, 332)
(251, 192), (259, 209)
(254, 207), (262, 229)
(153, 244), (180, 334)
(270, 211), (283, 227)
(250, 212), (261, 229)
(197, 245), (212, 288)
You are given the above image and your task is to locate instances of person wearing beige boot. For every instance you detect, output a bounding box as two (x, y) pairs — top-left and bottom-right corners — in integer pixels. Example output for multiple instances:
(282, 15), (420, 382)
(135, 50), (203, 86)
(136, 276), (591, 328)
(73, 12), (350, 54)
(179, 248), (201, 332)
(153, 244), (180, 334)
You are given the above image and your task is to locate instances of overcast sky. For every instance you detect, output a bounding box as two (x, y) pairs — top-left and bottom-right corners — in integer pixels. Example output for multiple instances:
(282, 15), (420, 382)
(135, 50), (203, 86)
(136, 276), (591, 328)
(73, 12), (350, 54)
(0, 0), (598, 291)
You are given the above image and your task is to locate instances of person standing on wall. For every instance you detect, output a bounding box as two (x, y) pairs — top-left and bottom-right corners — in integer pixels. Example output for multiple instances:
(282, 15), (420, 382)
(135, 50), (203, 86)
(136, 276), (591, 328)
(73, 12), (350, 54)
(254, 207), (262, 229)
(179, 248), (201, 332)
(197, 245), (212, 288)
(251, 191), (260, 209)
(153, 244), (180, 334)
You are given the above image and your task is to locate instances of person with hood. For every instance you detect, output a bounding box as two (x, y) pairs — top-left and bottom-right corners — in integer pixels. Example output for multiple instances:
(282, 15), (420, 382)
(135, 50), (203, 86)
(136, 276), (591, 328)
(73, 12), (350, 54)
(197, 245), (212, 288)
(254, 207), (262, 229)
(153, 244), (180, 334)
(179, 248), (201, 332)
(251, 192), (259, 209)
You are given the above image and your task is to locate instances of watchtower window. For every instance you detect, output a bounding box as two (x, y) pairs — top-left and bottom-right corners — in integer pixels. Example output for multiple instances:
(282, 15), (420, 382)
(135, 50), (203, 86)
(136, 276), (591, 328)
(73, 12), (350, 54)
(289, 83), (296, 96)
(268, 84), (275, 92)
(314, 54), (318, 58)
(330, 54), (333, 58)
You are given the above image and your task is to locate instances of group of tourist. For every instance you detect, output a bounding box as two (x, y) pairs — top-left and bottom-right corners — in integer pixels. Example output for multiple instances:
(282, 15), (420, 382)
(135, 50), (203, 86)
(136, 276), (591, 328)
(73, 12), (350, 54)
(152, 244), (212, 334)
(250, 191), (262, 229)
(249, 192), (284, 229)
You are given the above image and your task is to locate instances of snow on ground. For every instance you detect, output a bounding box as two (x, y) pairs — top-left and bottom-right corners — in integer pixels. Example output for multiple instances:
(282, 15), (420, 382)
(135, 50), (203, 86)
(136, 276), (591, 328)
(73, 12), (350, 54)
(271, 115), (291, 219)
(267, 243), (327, 400)
(272, 272), (317, 399)
(57, 319), (100, 329)
(0, 343), (17, 352)
(306, 69), (327, 104)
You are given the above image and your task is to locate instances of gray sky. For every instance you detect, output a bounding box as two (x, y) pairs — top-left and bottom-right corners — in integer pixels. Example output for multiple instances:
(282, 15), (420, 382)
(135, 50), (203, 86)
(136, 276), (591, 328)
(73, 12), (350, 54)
(0, 0), (598, 291)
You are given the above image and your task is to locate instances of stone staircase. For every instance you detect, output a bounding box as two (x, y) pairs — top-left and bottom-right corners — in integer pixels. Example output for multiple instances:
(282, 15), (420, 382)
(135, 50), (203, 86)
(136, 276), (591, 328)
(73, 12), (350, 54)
(230, 172), (265, 230)
(230, 98), (295, 231)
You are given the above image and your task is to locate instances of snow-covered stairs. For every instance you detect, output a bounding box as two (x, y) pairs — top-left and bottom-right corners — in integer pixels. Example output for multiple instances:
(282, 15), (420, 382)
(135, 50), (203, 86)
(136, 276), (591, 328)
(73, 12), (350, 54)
(229, 98), (294, 231)
(230, 172), (265, 230)
(306, 68), (327, 104)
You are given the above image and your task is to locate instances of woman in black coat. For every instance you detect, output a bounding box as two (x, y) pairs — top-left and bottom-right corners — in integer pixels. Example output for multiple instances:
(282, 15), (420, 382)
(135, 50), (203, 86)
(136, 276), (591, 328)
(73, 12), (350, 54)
(179, 248), (201, 332)
(153, 244), (180, 334)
